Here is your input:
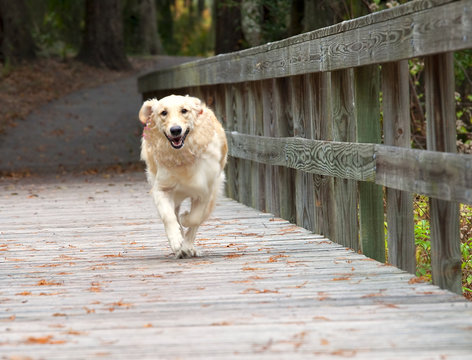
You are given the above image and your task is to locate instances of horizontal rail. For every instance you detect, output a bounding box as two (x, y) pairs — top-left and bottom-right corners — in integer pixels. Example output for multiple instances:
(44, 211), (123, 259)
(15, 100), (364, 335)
(226, 131), (472, 204)
(138, 0), (471, 92)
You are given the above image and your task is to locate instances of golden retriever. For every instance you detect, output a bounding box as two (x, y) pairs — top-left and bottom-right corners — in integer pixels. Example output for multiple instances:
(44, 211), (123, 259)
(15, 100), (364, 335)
(138, 95), (227, 258)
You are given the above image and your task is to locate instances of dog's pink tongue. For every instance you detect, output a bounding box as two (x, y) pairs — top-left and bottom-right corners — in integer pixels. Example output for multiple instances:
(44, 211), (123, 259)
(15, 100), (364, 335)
(172, 137), (183, 147)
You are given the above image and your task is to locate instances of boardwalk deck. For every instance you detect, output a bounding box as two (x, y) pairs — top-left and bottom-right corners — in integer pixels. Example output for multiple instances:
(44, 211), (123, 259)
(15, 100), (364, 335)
(1, 173), (471, 359)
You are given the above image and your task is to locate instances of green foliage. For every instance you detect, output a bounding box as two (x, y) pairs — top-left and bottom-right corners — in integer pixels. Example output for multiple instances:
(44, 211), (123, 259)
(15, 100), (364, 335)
(258, 0), (291, 43)
(410, 195), (472, 297)
(413, 196), (432, 280)
(157, 0), (213, 56)
(454, 50), (472, 87)
(27, 0), (84, 59)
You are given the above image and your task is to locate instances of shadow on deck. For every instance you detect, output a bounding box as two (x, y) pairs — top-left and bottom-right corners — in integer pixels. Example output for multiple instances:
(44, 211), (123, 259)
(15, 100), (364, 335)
(1, 173), (471, 359)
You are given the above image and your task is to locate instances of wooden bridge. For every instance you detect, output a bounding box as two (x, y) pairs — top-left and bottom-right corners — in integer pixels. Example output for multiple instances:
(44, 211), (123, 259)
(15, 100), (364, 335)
(2, 0), (472, 358)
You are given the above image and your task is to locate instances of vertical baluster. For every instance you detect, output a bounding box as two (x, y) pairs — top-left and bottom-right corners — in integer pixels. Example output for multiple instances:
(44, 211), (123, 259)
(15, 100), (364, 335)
(425, 53), (461, 294)
(382, 60), (415, 272)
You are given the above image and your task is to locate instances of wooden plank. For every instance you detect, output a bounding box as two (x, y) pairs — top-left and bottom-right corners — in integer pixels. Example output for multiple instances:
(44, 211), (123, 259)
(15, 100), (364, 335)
(355, 65), (385, 261)
(290, 75), (315, 231)
(226, 133), (376, 181)
(236, 83), (251, 207)
(1, 173), (471, 359)
(138, 0), (470, 91)
(311, 72), (335, 240)
(273, 77), (296, 223)
(424, 53), (461, 294)
(330, 69), (358, 249)
(381, 61), (415, 273)
(224, 84), (238, 200)
(247, 81), (265, 211)
(226, 132), (472, 205)
(261, 79), (277, 215)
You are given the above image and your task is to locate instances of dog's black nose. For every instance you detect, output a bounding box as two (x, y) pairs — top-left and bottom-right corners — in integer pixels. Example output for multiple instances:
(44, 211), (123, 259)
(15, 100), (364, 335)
(170, 126), (182, 136)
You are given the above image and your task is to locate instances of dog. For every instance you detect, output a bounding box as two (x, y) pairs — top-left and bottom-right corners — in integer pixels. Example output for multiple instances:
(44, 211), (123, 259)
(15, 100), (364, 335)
(138, 95), (227, 258)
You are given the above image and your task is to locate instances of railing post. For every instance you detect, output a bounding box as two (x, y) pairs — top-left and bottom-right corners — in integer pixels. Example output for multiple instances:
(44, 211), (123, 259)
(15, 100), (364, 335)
(424, 53), (461, 294)
(290, 75), (316, 231)
(382, 61), (415, 273)
(273, 77), (296, 223)
(355, 65), (385, 261)
(246, 81), (265, 211)
(330, 69), (358, 248)
(224, 84), (239, 200)
(262, 79), (278, 215)
(312, 72), (336, 240)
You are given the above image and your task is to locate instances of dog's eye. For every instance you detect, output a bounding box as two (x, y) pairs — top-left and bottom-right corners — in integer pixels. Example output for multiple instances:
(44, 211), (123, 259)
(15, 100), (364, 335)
(181, 108), (188, 114)
(160, 110), (168, 116)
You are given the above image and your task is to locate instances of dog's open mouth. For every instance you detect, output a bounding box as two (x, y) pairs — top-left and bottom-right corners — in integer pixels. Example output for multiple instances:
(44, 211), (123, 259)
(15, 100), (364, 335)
(165, 129), (190, 149)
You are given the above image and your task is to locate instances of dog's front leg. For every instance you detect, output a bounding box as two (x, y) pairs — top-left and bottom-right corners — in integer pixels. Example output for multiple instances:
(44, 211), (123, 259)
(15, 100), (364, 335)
(179, 197), (213, 257)
(151, 188), (184, 256)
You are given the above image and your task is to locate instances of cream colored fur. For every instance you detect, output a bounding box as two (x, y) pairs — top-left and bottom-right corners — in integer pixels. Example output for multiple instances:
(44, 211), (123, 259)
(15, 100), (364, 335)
(139, 95), (227, 258)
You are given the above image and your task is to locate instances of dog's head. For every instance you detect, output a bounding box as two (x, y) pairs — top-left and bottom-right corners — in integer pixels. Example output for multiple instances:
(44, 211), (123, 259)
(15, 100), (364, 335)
(139, 95), (203, 149)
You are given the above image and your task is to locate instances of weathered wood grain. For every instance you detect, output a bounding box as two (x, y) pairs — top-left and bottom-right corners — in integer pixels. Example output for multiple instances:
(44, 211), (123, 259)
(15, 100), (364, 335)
(235, 84), (251, 207)
(1, 173), (471, 359)
(273, 77), (296, 224)
(261, 79), (277, 215)
(381, 61), (415, 273)
(424, 53), (461, 294)
(330, 69), (358, 249)
(224, 84), (239, 200)
(138, 0), (470, 92)
(355, 65), (385, 261)
(226, 132), (472, 205)
(247, 81), (265, 211)
(311, 72), (336, 240)
(226, 133), (376, 182)
(291, 75), (316, 232)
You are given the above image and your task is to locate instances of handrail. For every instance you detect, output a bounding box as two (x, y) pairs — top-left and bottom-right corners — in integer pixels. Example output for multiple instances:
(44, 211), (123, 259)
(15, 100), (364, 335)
(138, 0), (469, 91)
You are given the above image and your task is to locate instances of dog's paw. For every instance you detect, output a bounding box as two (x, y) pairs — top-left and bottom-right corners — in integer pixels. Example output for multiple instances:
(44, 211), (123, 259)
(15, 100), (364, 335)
(174, 244), (200, 259)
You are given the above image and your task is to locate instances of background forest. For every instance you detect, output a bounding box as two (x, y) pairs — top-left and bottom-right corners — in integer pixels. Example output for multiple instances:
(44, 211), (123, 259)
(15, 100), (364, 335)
(0, 0), (471, 297)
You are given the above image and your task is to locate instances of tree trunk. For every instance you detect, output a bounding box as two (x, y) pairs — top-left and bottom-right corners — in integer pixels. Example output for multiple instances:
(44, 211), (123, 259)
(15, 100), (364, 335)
(137, 0), (164, 55)
(214, 0), (243, 55)
(0, 0), (36, 64)
(77, 0), (131, 70)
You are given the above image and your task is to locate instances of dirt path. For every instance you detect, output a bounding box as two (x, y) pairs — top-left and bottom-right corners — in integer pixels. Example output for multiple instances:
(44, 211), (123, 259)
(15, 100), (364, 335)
(0, 56), (196, 174)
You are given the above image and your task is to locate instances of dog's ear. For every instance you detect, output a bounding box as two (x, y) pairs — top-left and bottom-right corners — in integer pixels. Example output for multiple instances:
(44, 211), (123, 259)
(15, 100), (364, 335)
(139, 99), (158, 124)
(186, 96), (204, 116)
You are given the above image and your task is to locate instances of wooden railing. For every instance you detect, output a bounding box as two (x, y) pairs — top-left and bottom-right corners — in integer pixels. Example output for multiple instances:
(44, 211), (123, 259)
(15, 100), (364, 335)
(138, 0), (472, 294)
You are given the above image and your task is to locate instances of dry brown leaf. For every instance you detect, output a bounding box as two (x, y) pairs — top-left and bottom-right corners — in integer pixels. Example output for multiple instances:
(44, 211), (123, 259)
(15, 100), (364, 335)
(16, 291), (32, 296)
(24, 335), (66, 345)
(36, 279), (62, 286)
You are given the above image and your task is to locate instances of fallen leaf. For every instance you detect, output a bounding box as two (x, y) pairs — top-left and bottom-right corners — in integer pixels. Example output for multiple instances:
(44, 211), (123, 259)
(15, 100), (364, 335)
(224, 254), (243, 259)
(242, 267), (264, 271)
(36, 279), (62, 286)
(408, 276), (428, 284)
(103, 253), (123, 258)
(24, 335), (66, 345)
(242, 288), (278, 294)
(65, 330), (87, 336)
(211, 321), (231, 326)
(16, 291), (32, 296)
(268, 254), (288, 263)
